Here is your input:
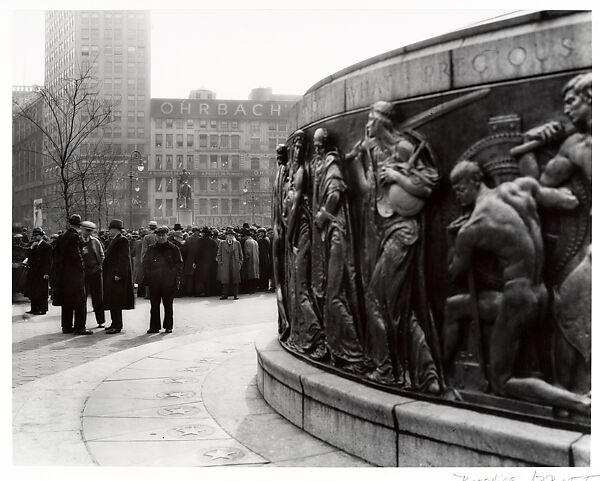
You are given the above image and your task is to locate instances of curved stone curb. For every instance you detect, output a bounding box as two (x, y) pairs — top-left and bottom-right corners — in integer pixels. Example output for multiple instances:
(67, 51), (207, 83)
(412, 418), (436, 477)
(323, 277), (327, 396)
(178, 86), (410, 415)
(255, 336), (590, 467)
(12, 324), (265, 466)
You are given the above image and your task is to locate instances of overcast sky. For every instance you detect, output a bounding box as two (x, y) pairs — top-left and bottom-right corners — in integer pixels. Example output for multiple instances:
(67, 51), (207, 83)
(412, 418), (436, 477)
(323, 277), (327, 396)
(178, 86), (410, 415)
(11, 9), (517, 100)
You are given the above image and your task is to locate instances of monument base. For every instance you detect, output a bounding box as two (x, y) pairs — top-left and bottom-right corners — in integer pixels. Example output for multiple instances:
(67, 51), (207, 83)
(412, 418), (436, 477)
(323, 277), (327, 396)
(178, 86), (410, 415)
(255, 335), (589, 467)
(177, 209), (192, 227)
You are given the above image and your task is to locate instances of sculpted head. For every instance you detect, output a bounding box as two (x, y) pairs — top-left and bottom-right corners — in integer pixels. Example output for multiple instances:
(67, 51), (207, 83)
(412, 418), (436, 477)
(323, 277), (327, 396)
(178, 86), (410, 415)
(291, 129), (306, 166)
(450, 160), (483, 208)
(276, 144), (288, 166)
(313, 128), (328, 157)
(367, 101), (395, 140)
(562, 73), (591, 128)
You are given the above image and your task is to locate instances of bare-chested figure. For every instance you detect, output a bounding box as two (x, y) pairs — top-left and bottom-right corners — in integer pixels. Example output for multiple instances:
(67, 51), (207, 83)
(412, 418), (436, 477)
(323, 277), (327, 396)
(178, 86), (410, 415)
(448, 160), (590, 415)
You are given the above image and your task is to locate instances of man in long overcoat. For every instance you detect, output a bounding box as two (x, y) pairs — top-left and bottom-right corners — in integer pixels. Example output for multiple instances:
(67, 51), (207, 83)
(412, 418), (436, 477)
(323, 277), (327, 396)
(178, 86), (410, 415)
(52, 214), (91, 334)
(197, 226), (219, 296)
(183, 226), (202, 296)
(256, 227), (272, 292)
(103, 219), (135, 334)
(25, 227), (52, 315)
(143, 225), (183, 333)
(242, 228), (260, 293)
(217, 226), (243, 300)
(139, 220), (158, 298)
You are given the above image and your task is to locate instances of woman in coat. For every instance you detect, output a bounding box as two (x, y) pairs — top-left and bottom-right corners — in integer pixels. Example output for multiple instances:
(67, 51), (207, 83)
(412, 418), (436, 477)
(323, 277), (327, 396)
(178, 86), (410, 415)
(217, 226), (243, 300)
(102, 219), (135, 333)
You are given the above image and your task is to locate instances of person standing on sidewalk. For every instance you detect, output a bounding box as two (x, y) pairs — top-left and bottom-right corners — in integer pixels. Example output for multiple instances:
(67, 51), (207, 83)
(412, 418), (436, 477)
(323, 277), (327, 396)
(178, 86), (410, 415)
(25, 227), (52, 315)
(103, 219), (135, 334)
(139, 220), (158, 298)
(183, 226), (202, 296)
(242, 228), (260, 294)
(143, 225), (183, 333)
(80, 221), (106, 328)
(52, 214), (92, 335)
(217, 226), (243, 300)
(256, 227), (272, 292)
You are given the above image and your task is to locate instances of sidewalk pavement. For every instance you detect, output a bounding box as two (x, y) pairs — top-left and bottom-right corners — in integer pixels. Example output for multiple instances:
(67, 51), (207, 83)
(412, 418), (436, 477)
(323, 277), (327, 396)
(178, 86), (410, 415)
(13, 321), (371, 467)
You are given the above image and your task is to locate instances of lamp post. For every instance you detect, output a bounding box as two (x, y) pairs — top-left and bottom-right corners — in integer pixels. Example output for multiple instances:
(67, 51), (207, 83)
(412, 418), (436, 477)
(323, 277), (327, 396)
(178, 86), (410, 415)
(129, 150), (145, 228)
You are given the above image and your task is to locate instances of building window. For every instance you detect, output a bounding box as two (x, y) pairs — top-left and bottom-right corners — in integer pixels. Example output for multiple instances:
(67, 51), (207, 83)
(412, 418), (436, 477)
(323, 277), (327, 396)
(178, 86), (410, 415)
(156, 178), (163, 192)
(176, 119), (183, 129)
(250, 121), (260, 133)
(268, 138), (277, 150)
(113, 126), (122, 138)
(210, 135), (218, 148)
(250, 138), (260, 151)
(199, 119), (207, 129)
(199, 134), (207, 148)
(114, 46), (122, 56)
(155, 134), (162, 147)
(231, 135), (240, 150)
(210, 198), (219, 214)
(251, 158), (260, 171)
(167, 178), (173, 192)
(186, 119), (194, 128)
(231, 178), (240, 193)
(137, 111), (144, 121)
(221, 199), (229, 214)
(187, 134), (194, 148)
(165, 118), (173, 129)
(127, 111), (135, 122)
(166, 199), (173, 217)
(199, 155), (208, 170)
(210, 155), (218, 170)
(127, 94), (135, 106)
(166, 134), (173, 148)
(127, 127), (135, 138)
(137, 127), (144, 137)
(155, 118), (162, 129)
(177, 155), (183, 169)
(220, 135), (229, 149)
(198, 178), (207, 192)
(209, 178), (217, 192)
(187, 155), (194, 169)
(221, 155), (229, 170)
(231, 199), (240, 214)
(268, 123), (276, 131)
(127, 78), (135, 89)
(155, 199), (163, 214)
(210, 120), (217, 129)
(232, 155), (240, 171)
(81, 46), (90, 56)
(155, 155), (162, 170)
(104, 29), (112, 41)
(176, 134), (183, 147)
(220, 121), (228, 130)
(199, 199), (207, 214)
(166, 155), (173, 170)
(278, 122), (287, 132)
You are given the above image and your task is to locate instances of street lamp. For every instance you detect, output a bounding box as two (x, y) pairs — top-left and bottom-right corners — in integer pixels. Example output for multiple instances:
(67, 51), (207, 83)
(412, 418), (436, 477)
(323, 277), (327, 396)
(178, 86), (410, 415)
(129, 150), (144, 228)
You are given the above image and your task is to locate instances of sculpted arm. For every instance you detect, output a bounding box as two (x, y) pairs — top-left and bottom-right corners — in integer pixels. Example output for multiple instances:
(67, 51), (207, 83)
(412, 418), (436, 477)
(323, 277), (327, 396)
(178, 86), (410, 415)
(540, 146), (576, 187)
(517, 177), (579, 211)
(449, 225), (476, 281)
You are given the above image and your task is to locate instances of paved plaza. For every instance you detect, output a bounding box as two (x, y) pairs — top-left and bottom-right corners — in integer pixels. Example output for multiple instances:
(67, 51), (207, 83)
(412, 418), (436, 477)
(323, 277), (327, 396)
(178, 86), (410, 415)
(12, 293), (370, 467)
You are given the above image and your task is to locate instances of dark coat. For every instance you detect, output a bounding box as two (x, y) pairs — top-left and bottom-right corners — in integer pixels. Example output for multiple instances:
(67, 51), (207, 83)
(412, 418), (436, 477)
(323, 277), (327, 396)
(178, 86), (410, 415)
(183, 234), (202, 276)
(258, 236), (272, 280)
(51, 227), (86, 306)
(197, 235), (219, 283)
(26, 240), (53, 299)
(217, 239), (243, 284)
(102, 233), (135, 310)
(143, 241), (183, 294)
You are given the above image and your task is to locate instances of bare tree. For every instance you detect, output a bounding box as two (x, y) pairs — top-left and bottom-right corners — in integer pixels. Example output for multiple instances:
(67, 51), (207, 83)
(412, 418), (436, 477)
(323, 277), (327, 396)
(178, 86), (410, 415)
(13, 65), (112, 223)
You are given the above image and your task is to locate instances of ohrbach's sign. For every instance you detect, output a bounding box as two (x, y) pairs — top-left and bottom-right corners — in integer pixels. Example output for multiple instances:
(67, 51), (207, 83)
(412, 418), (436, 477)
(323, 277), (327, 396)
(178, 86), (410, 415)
(151, 99), (295, 120)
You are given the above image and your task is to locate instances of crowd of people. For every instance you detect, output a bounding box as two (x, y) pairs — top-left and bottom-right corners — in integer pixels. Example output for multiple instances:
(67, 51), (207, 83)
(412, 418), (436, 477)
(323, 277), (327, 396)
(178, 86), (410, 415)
(12, 216), (274, 335)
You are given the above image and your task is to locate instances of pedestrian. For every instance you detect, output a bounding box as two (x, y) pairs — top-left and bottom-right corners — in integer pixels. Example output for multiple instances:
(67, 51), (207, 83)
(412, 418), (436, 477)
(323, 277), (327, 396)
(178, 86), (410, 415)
(133, 228), (146, 294)
(51, 214), (91, 335)
(217, 226), (243, 300)
(195, 226), (217, 296)
(242, 227), (260, 293)
(143, 225), (183, 333)
(139, 220), (158, 298)
(21, 227), (30, 245)
(256, 227), (272, 291)
(183, 226), (202, 296)
(80, 221), (106, 327)
(171, 230), (186, 297)
(24, 227), (52, 315)
(102, 219), (135, 334)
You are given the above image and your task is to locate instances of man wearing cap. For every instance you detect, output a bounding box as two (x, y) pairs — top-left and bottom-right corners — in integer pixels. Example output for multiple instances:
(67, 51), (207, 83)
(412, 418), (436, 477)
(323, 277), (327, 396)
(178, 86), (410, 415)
(52, 214), (91, 334)
(80, 221), (105, 327)
(139, 221), (158, 298)
(25, 227), (53, 315)
(217, 226), (243, 300)
(103, 219), (135, 334)
(143, 225), (183, 333)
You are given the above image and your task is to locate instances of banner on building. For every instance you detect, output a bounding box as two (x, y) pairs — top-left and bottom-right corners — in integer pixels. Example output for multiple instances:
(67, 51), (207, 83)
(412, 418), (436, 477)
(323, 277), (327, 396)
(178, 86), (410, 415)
(33, 199), (43, 228)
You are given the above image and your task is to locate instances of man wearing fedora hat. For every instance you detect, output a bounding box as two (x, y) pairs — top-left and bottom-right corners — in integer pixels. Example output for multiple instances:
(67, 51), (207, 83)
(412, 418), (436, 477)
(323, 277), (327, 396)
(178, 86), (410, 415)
(52, 214), (92, 334)
(80, 221), (106, 327)
(217, 226), (243, 300)
(139, 220), (158, 298)
(24, 227), (53, 315)
(103, 219), (135, 334)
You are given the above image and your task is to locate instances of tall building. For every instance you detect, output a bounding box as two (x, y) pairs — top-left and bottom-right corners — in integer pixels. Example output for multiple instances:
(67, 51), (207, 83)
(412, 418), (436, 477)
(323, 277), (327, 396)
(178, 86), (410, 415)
(12, 90), (44, 229)
(41, 10), (151, 229)
(149, 89), (299, 227)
